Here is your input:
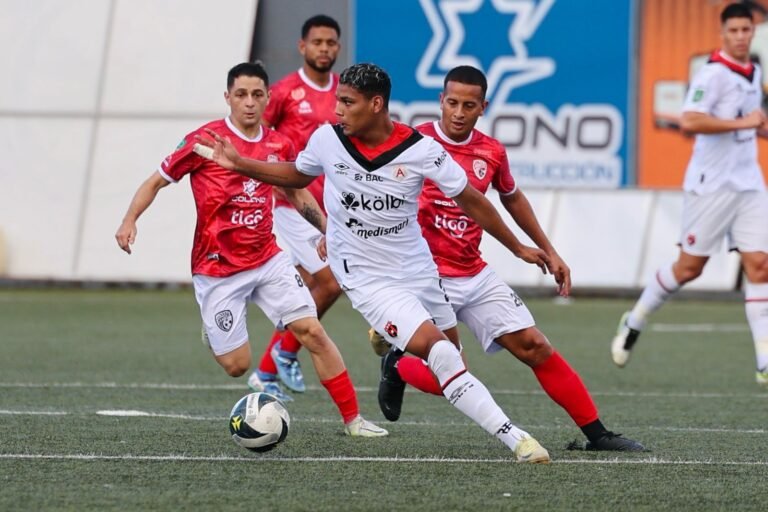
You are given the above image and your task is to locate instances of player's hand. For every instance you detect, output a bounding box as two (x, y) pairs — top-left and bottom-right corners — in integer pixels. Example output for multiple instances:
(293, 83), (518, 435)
(316, 235), (327, 261)
(743, 109), (767, 129)
(547, 252), (572, 297)
(194, 129), (241, 170)
(115, 221), (137, 254)
(514, 245), (551, 275)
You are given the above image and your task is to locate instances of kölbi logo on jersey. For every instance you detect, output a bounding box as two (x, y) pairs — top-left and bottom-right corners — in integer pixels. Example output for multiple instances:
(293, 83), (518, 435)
(340, 192), (405, 212)
(355, 0), (631, 188)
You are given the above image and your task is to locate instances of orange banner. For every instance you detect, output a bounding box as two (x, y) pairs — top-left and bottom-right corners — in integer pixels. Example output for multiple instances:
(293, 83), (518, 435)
(637, 0), (768, 188)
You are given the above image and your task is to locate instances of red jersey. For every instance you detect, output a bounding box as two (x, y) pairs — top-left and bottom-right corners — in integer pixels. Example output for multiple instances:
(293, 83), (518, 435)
(264, 69), (338, 210)
(417, 121), (517, 278)
(159, 117), (295, 277)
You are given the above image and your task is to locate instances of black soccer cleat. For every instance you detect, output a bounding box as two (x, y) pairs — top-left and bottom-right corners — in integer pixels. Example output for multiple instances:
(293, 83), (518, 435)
(586, 432), (646, 452)
(378, 348), (406, 422)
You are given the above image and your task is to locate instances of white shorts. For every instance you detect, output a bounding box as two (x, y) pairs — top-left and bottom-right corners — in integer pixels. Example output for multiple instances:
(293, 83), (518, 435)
(193, 252), (317, 356)
(273, 206), (328, 275)
(680, 190), (768, 256)
(442, 266), (535, 354)
(344, 275), (457, 352)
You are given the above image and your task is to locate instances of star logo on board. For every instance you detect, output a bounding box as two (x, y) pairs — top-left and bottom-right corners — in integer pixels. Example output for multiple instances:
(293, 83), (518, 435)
(417, 0), (556, 108)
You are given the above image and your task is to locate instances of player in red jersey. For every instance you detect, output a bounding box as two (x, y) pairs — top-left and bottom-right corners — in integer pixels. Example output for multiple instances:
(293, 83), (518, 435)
(248, 15), (344, 398)
(115, 62), (386, 437)
(374, 66), (644, 451)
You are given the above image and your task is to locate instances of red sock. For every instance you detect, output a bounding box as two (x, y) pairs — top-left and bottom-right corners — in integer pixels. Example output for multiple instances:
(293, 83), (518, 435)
(532, 351), (599, 427)
(258, 330), (283, 375)
(397, 356), (442, 395)
(280, 329), (302, 353)
(321, 370), (359, 423)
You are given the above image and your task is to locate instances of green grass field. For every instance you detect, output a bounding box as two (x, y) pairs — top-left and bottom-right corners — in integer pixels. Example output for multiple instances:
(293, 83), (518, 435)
(1, 289), (766, 511)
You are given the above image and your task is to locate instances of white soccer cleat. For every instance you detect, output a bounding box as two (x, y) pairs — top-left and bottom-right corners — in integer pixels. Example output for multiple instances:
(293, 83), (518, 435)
(514, 435), (551, 464)
(344, 416), (389, 437)
(611, 311), (641, 368)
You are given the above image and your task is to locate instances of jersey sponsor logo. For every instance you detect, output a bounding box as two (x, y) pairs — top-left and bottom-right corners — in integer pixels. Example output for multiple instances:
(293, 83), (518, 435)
(334, 162), (351, 170)
(347, 218), (410, 239)
(231, 209), (264, 229)
(692, 88), (704, 102)
(339, 192), (405, 212)
(232, 179), (268, 204)
(433, 150), (448, 168)
(298, 100), (313, 114)
(215, 310), (233, 332)
(434, 214), (469, 238)
(291, 87), (306, 100)
(433, 198), (457, 207)
(472, 159), (487, 179)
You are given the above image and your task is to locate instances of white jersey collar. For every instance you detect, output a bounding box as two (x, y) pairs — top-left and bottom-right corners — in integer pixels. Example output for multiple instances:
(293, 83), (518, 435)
(225, 116), (263, 142)
(298, 67), (335, 92)
(432, 121), (473, 146)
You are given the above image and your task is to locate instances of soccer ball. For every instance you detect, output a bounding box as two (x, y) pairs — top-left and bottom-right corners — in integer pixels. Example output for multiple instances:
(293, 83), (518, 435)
(229, 392), (290, 452)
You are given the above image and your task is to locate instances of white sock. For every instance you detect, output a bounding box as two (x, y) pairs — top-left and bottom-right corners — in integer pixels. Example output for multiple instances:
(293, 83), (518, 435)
(627, 263), (681, 330)
(744, 281), (768, 372)
(428, 340), (528, 450)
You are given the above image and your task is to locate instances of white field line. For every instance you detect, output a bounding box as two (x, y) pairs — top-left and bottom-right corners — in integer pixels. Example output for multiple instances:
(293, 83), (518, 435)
(0, 381), (765, 399)
(650, 323), (748, 333)
(1, 409), (765, 435)
(0, 453), (766, 466)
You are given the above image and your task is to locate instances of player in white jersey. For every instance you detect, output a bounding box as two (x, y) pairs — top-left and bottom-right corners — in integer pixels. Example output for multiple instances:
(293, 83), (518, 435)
(612, 3), (768, 385)
(196, 63), (557, 463)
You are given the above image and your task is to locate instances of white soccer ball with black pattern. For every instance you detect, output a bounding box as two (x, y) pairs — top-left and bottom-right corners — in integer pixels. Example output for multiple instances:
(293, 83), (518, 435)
(229, 392), (290, 452)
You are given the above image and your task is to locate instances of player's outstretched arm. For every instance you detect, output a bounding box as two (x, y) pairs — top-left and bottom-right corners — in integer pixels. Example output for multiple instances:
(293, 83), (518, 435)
(194, 129), (314, 188)
(281, 187), (327, 234)
(680, 109), (766, 134)
(501, 189), (571, 296)
(115, 172), (170, 254)
(453, 184), (551, 274)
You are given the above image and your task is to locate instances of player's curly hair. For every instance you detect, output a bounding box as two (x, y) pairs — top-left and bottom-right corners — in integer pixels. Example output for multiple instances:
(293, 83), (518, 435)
(339, 63), (391, 108)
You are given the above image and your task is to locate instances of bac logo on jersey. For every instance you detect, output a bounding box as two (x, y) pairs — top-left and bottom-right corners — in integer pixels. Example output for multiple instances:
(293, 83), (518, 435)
(473, 160), (487, 179)
(215, 310), (233, 332)
(384, 321), (398, 338)
(291, 87), (306, 101)
(393, 166), (408, 181)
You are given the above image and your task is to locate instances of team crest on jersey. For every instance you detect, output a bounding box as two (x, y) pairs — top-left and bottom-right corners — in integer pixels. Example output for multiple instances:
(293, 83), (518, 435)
(298, 100), (313, 114)
(393, 166), (408, 181)
(384, 321), (398, 338)
(215, 310), (233, 332)
(473, 160), (487, 179)
(686, 233), (696, 246)
(291, 87), (306, 100)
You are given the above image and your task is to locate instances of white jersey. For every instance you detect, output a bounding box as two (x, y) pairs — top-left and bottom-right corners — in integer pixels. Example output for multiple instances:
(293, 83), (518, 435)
(295, 123), (468, 288)
(682, 51), (765, 195)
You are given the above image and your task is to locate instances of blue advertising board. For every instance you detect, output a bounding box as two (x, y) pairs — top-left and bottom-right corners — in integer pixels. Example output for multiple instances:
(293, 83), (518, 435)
(355, 0), (634, 188)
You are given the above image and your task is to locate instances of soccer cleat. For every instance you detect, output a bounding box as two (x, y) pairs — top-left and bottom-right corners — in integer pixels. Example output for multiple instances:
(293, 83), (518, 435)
(514, 435), (551, 464)
(586, 432), (645, 452)
(611, 311), (641, 368)
(247, 370), (294, 403)
(344, 416), (389, 437)
(369, 327), (391, 356)
(271, 341), (306, 393)
(378, 348), (406, 421)
(757, 367), (768, 385)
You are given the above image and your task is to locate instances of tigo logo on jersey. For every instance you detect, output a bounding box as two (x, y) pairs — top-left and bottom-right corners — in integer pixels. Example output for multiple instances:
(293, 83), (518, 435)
(434, 214), (469, 238)
(231, 210), (264, 229)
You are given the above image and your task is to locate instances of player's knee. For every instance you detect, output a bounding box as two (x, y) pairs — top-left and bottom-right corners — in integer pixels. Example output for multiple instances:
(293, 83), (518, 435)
(220, 359), (250, 378)
(502, 328), (553, 366)
(426, 339), (465, 387)
(676, 264), (703, 283)
(745, 254), (768, 283)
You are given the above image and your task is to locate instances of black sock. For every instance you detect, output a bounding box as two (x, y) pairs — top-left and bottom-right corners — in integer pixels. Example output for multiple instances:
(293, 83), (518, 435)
(580, 419), (609, 442)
